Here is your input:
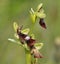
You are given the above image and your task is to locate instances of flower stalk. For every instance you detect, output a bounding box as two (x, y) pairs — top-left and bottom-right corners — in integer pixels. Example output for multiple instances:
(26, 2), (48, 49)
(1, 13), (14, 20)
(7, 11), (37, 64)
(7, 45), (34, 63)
(25, 51), (31, 64)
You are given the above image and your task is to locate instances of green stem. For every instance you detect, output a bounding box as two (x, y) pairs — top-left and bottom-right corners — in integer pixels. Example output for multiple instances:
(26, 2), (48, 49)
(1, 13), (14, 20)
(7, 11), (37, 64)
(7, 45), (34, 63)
(34, 58), (38, 64)
(25, 51), (31, 64)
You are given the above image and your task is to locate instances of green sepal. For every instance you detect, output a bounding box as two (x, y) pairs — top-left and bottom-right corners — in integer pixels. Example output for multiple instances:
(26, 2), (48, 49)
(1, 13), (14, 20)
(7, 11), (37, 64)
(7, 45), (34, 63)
(34, 43), (43, 50)
(36, 12), (46, 18)
(14, 33), (19, 39)
(8, 38), (30, 51)
(21, 28), (30, 35)
(37, 3), (43, 12)
(8, 38), (16, 43)
(30, 33), (35, 39)
(13, 22), (18, 32)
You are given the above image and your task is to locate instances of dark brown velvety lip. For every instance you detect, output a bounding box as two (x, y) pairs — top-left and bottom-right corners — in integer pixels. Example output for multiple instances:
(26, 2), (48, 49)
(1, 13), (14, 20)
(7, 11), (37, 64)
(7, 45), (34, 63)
(39, 18), (46, 29)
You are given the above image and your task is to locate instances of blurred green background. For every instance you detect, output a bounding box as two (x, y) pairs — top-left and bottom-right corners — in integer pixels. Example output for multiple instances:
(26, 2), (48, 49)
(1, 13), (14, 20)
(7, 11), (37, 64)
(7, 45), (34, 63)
(0, 0), (60, 64)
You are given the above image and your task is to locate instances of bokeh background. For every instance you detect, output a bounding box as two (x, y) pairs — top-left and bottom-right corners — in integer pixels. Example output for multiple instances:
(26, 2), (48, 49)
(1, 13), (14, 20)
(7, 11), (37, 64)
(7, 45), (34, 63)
(0, 0), (60, 64)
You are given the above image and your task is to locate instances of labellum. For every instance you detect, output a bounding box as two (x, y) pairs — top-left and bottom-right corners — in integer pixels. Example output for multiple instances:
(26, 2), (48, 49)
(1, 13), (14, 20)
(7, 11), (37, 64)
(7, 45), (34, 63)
(39, 18), (46, 29)
(17, 26), (36, 47)
(26, 38), (36, 47)
(31, 48), (43, 58)
(16, 25), (43, 58)
(17, 26), (27, 44)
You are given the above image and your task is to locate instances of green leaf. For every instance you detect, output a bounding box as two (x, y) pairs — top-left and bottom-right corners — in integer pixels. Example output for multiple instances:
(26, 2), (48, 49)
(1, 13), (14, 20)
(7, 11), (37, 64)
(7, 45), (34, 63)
(13, 22), (18, 32)
(34, 43), (43, 50)
(21, 28), (30, 35)
(30, 34), (35, 39)
(37, 3), (43, 12)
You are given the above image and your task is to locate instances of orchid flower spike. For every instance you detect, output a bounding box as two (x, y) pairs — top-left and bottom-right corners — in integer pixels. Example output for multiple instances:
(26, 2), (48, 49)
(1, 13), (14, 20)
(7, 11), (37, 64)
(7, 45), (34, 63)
(30, 3), (46, 29)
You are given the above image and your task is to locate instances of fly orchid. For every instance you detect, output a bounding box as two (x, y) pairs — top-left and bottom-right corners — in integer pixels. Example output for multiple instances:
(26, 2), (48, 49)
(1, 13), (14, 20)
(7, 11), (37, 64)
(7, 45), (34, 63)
(8, 3), (46, 64)
(30, 3), (46, 29)
(8, 22), (43, 59)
